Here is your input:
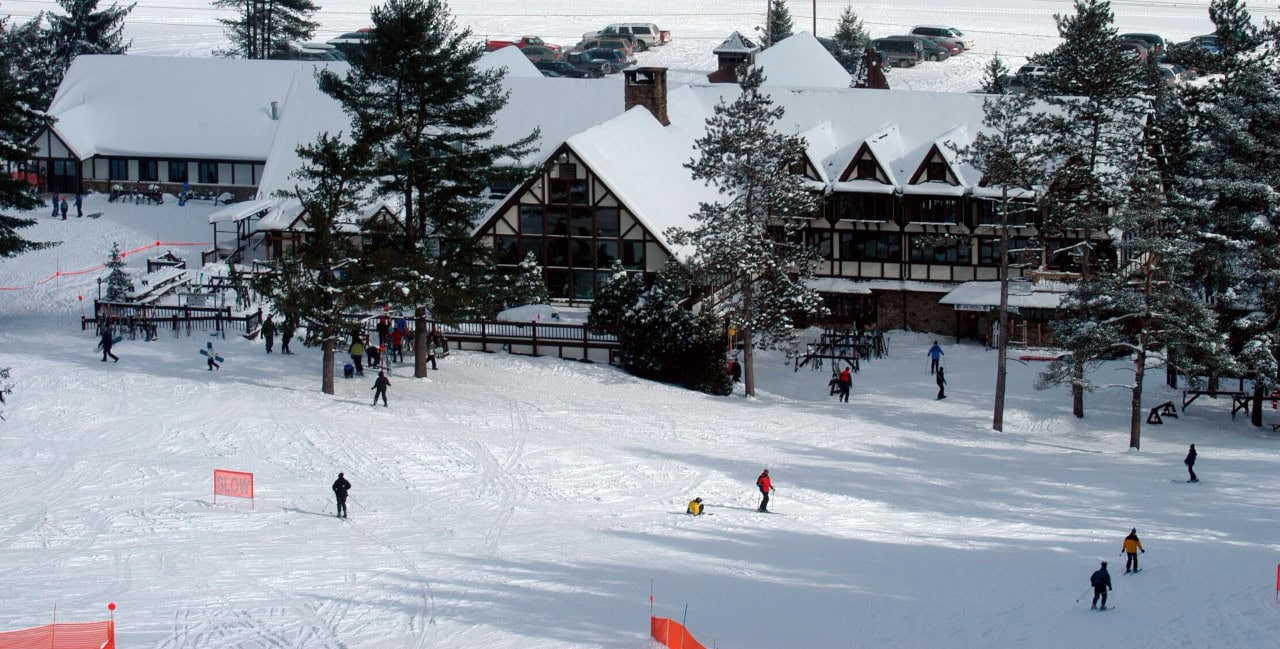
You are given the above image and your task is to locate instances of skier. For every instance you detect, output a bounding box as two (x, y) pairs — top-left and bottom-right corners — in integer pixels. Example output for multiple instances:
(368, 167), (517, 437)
(729, 358), (741, 383)
(376, 315), (391, 348)
(261, 316), (276, 353)
(838, 366), (852, 403)
(371, 370), (390, 407)
(332, 472), (351, 518)
(935, 366), (947, 400)
(756, 469), (774, 512)
(349, 337), (365, 376)
(1090, 561), (1112, 610)
(1121, 528), (1145, 573)
(74, 193), (83, 218)
(60, 196), (69, 220)
(390, 327), (404, 362)
(205, 341), (220, 370)
(927, 340), (944, 375)
(99, 326), (118, 362)
(281, 318), (295, 355)
(687, 497), (704, 516)
(1184, 444), (1198, 482)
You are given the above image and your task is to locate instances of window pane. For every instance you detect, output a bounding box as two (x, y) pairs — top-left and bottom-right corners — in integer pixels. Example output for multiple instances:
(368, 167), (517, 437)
(519, 237), (543, 264)
(546, 238), (568, 266)
(596, 208), (620, 237)
(168, 161), (187, 183)
(546, 207), (569, 236)
(572, 239), (593, 266)
(572, 270), (595, 299)
(622, 241), (644, 269)
(519, 205), (543, 234)
(546, 269), (569, 298)
(549, 179), (569, 204)
(198, 162), (218, 184)
(596, 240), (618, 266)
(109, 159), (128, 181)
(494, 236), (520, 264)
(569, 179), (589, 205)
(571, 211), (592, 237)
(139, 160), (158, 182)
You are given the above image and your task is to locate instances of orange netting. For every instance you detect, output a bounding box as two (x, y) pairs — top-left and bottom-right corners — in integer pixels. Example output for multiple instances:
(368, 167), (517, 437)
(0, 621), (114, 649)
(651, 616), (707, 649)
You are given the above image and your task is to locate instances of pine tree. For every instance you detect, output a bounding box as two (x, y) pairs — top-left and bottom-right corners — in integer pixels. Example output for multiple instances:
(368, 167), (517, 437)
(666, 65), (825, 397)
(761, 0), (793, 47)
(44, 0), (134, 89)
(980, 52), (1011, 94)
(0, 17), (57, 258)
(213, 0), (321, 60)
(3, 14), (62, 110)
(103, 242), (133, 301)
(317, 0), (538, 377)
(254, 134), (378, 394)
(829, 6), (869, 72)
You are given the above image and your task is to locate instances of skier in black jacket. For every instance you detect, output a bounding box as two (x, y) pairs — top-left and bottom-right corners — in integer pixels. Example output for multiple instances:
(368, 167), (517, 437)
(1184, 444), (1198, 482)
(99, 327), (118, 362)
(1090, 561), (1112, 610)
(261, 316), (277, 353)
(371, 371), (390, 407)
(332, 472), (351, 518)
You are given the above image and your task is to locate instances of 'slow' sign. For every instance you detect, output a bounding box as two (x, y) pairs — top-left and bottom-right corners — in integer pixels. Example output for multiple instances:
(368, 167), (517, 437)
(214, 469), (254, 500)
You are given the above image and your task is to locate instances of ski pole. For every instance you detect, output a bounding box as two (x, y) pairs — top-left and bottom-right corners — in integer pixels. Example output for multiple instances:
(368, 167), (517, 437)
(1074, 587), (1091, 603)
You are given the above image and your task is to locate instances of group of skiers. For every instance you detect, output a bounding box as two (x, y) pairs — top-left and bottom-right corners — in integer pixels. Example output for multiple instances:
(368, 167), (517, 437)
(1087, 527), (1147, 610)
(259, 316), (296, 355)
(50, 193), (83, 220)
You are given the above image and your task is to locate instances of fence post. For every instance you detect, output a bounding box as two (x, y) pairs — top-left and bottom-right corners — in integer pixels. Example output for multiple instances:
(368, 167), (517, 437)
(532, 322), (539, 357)
(583, 324), (590, 361)
(480, 321), (488, 353)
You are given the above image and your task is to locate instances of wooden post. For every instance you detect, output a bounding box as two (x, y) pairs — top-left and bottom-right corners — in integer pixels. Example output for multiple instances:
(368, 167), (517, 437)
(582, 324), (590, 361)
(532, 322), (540, 357)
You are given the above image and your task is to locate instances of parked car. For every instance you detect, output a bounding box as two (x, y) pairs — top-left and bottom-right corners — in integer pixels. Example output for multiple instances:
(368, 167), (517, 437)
(271, 42), (345, 61)
(534, 59), (604, 78)
(574, 37), (636, 58)
(1017, 64), (1049, 80)
(1186, 34), (1221, 54)
(485, 35), (561, 52)
(581, 23), (671, 50)
(909, 25), (974, 51)
(327, 28), (371, 54)
(870, 37), (922, 68)
(520, 45), (561, 63)
(882, 35), (950, 62)
(1119, 32), (1165, 53)
(1117, 39), (1149, 63)
(564, 50), (620, 75)
(582, 48), (634, 73)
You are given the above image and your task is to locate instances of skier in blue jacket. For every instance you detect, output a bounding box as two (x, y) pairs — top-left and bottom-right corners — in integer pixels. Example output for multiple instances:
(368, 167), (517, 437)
(927, 341), (944, 375)
(1090, 561), (1112, 610)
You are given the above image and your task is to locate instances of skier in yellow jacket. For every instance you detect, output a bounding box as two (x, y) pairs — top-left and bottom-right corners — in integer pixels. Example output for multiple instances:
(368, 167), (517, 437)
(1121, 528), (1145, 573)
(686, 498), (704, 516)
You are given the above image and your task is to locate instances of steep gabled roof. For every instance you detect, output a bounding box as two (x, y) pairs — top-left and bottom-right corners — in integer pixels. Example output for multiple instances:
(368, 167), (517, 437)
(753, 32), (852, 89)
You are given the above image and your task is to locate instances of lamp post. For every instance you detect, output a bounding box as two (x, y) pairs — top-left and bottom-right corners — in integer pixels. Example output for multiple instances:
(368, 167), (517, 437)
(97, 277), (103, 300)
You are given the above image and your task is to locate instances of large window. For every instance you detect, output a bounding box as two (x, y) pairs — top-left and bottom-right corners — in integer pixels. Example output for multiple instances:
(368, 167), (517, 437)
(910, 235), (971, 263)
(138, 159), (158, 182)
(976, 199), (1035, 226)
(549, 178), (588, 205)
(108, 158), (128, 181)
(904, 197), (959, 224)
(168, 161), (188, 183)
(847, 232), (901, 261)
(197, 162), (219, 184)
(502, 201), (646, 299)
(978, 237), (1035, 265)
(809, 231), (834, 259)
(833, 193), (893, 222)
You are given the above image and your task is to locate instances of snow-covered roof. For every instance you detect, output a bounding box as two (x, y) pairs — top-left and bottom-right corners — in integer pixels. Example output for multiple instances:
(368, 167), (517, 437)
(754, 32), (851, 89)
(47, 55), (338, 161)
(939, 280), (1067, 309)
(208, 198), (277, 224)
(713, 31), (759, 55)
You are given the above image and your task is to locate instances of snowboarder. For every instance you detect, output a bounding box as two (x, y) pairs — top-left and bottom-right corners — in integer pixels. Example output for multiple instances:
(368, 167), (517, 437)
(332, 472), (351, 518)
(756, 469), (774, 512)
(1121, 528), (1145, 573)
(349, 338), (365, 376)
(838, 367), (852, 403)
(261, 316), (276, 353)
(59, 196), (68, 220)
(729, 358), (741, 383)
(74, 193), (83, 218)
(99, 327), (118, 362)
(371, 370), (390, 407)
(935, 366), (947, 400)
(1090, 561), (1112, 610)
(927, 340), (944, 375)
(205, 342), (220, 370)
(281, 318), (295, 355)
(1185, 444), (1198, 482)
(687, 497), (704, 516)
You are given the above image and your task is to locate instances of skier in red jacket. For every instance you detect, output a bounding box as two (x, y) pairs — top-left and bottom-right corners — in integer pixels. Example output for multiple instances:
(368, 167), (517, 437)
(756, 469), (774, 512)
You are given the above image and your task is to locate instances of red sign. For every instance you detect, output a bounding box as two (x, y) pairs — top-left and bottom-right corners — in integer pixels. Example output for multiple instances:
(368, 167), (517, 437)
(214, 469), (254, 503)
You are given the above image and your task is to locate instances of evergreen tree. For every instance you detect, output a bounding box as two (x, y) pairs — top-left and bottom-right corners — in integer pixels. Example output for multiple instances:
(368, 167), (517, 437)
(317, 0), (538, 377)
(0, 17), (57, 258)
(666, 65), (825, 397)
(44, 0), (134, 87)
(213, 0), (321, 60)
(761, 0), (793, 47)
(980, 52), (1011, 94)
(103, 242), (133, 301)
(3, 14), (62, 110)
(254, 133), (377, 394)
(829, 6), (869, 72)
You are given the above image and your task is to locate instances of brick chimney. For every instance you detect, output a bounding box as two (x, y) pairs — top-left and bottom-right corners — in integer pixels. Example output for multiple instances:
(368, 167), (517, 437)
(624, 67), (669, 126)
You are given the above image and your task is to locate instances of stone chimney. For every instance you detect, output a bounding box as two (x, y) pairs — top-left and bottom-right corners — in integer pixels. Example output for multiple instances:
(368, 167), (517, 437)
(270, 101), (280, 120)
(708, 31), (760, 83)
(624, 67), (669, 126)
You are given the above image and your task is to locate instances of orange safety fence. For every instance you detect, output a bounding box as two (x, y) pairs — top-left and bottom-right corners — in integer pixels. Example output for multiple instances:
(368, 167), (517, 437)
(0, 620), (114, 649)
(651, 616), (707, 649)
(0, 240), (211, 291)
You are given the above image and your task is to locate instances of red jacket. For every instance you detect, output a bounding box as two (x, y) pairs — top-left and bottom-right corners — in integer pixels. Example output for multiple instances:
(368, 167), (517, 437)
(839, 368), (851, 384)
(757, 472), (772, 493)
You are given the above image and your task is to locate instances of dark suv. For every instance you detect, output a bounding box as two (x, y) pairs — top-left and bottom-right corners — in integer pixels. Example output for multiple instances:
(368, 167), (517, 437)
(870, 38), (922, 68)
(535, 59), (604, 78)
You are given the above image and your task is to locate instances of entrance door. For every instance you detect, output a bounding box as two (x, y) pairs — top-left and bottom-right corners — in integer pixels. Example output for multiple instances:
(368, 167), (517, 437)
(50, 159), (79, 194)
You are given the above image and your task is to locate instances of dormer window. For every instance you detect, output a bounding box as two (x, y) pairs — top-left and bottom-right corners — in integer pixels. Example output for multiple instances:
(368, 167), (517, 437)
(925, 159), (948, 182)
(789, 158), (808, 175)
(855, 159), (878, 180)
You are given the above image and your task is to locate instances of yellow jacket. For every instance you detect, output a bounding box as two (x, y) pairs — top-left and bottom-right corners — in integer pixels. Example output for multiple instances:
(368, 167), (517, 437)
(1123, 536), (1144, 553)
(687, 500), (703, 516)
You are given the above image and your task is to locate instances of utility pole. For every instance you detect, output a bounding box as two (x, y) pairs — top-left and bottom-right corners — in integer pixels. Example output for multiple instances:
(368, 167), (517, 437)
(993, 187), (1011, 431)
(813, 0), (817, 34)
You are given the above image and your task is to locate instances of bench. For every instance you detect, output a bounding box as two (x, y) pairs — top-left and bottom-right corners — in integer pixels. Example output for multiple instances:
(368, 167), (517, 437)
(1181, 389), (1246, 412)
(1147, 401), (1177, 425)
(1231, 394), (1254, 420)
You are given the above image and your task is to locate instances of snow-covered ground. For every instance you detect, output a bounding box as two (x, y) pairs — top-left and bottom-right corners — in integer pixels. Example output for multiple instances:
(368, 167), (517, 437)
(4, 196), (1280, 648)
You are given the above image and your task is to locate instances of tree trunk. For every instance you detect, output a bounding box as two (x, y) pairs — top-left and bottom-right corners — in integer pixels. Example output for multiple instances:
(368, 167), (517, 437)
(1073, 360), (1085, 418)
(1166, 351), (1178, 388)
(1130, 343), (1145, 450)
(322, 336), (335, 395)
(742, 281), (755, 398)
(1251, 380), (1263, 427)
(414, 305), (429, 378)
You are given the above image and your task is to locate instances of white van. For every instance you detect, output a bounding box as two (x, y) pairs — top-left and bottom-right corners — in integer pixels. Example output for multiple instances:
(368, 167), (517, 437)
(581, 23), (671, 50)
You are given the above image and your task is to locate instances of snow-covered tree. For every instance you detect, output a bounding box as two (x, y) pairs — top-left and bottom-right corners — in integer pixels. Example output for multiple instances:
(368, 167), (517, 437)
(980, 52), (1011, 95)
(829, 6), (869, 72)
(213, 0), (321, 60)
(44, 0), (133, 86)
(761, 0), (793, 47)
(0, 18), (57, 258)
(103, 242), (133, 301)
(666, 65), (825, 397)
